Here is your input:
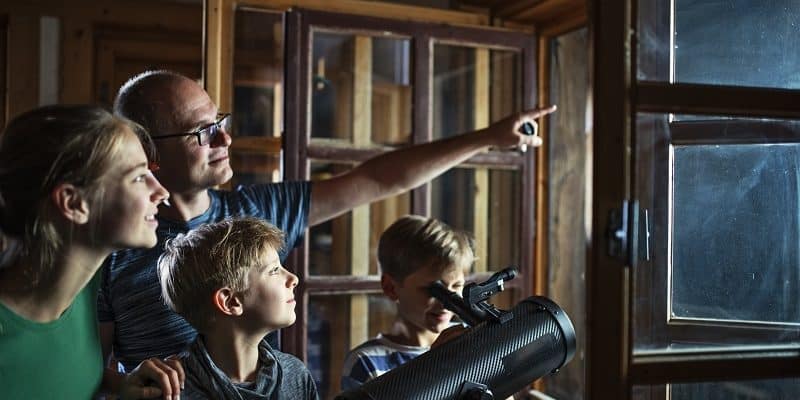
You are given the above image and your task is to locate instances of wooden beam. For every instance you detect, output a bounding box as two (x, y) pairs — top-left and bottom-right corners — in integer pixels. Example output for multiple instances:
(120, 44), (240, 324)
(231, 0), (489, 26)
(539, 6), (587, 37)
(493, 0), (543, 19)
(7, 14), (38, 119)
(473, 48), (490, 273)
(0, 16), (6, 127)
(516, 0), (581, 22)
(0, 0), (200, 32)
(59, 18), (93, 104)
(534, 36), (550, 297)
(204, 0), (233, 111)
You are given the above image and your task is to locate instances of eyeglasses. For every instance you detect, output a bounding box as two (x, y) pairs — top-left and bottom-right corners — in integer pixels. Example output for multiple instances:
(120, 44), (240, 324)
(151, 113), (232, 146)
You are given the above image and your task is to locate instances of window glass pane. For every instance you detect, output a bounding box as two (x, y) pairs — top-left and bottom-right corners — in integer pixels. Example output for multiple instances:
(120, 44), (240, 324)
(430, 167), (521, 273)
(433, 44), (521, 140)
(633, 113), (800, 352)
(311, 31), (412, 146)
(308, 161), (410, 276)
(633, 379), (800, 400)
(307, 293), (395, 399)
(231, 9), (283, 185)
(638, 0), (800, 89)
(673, 144), (800, 323)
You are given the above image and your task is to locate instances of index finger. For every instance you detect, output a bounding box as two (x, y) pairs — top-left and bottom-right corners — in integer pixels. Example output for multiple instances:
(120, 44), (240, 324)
(523, 105), (557, 119)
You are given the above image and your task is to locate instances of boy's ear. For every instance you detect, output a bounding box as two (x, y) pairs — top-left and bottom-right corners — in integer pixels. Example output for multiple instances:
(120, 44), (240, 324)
(213, 287), (245, 316)
(50, 183), (90, 225)
(381, 274), (400, 301)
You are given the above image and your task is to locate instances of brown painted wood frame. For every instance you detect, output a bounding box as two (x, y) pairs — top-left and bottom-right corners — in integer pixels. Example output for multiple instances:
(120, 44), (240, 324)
(592, 0), (800, 398)
(281, 7), (539, 362)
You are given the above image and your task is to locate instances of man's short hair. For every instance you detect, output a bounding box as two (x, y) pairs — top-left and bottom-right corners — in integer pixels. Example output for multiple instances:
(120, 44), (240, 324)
(377, 215), (474, 283)
(157, 217), (285, 331)
(113, 69), (187, 136)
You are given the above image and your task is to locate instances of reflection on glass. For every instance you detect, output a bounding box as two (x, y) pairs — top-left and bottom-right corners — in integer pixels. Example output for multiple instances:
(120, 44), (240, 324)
(673, 143), (800, 324)
(633, 113), (800, 352)
(638, 0), (800, 89)
(433, 45), (521, 140)
(311, 31), (412, 146)
(307, 293), (395, 400)
(308, 162), (410, 276)
(633, 379), (800, 400)
(431, 168), (520, 272)
(231, 9), (283, 187)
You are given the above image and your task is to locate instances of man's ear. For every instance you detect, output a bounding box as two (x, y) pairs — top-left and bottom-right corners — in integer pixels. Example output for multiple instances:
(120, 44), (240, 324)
(381, 274), (400, 301)
(51, 183), (90, 225)
(213, 287), (244, 316)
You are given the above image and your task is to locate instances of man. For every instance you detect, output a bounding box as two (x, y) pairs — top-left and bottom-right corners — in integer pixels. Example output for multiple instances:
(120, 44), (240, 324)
(98, 70), (553, 372)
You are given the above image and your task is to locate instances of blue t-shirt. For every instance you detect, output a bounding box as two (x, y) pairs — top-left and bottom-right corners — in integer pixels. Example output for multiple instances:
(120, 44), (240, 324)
(98, 182), (311, 371)
(340, 334), (427, 391)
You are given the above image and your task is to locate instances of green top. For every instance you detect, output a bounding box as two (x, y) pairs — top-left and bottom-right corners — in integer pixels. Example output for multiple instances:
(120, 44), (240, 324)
(0, 273), (103, 399)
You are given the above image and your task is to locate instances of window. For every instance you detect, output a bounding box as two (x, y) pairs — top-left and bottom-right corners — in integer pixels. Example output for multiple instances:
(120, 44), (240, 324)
(208, 4), (540, 399)
(591, 0), (800, 398)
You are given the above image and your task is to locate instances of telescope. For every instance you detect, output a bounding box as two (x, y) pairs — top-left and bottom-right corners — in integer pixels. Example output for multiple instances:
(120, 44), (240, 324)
(336, 267), (576, 400)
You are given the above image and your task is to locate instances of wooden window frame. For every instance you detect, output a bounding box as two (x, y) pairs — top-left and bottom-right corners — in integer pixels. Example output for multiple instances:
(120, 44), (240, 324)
(591, 1), (800, 398)
(282, 7), (539, 361)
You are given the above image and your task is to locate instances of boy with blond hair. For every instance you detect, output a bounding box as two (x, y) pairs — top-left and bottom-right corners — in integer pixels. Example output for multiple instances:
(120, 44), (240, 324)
(340, 215), (474, 391)
(158, 217), (319, 399)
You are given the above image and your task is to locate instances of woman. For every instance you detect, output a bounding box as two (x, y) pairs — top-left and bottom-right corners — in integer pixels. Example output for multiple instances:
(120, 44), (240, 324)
(0, 105), (183, 399)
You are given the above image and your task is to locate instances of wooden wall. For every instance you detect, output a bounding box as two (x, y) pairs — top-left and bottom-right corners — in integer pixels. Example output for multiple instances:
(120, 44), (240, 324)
(0, 0), (202, 122)
(544, 26), (590, 400)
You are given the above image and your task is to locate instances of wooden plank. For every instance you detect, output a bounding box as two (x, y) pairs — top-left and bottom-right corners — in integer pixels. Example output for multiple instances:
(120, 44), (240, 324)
(535, 36), (549, 297)
(233, 0), (489, 26)
(516, 0), (580, 22)
(0, 0), (200, 32)
(588, 0), (632, 398)
(539, 6), (588, 37)
(637, 82), (800, 119)
(353, 36), (371, 147)
(493, 0), (543, 19)
(630, 350), (800, 384)
(272, 82), (282, 137)
(349, 34), (372, 354)
(0, 16), (7, 127)
(7, 14), (38, 119)
(473, 48), (490, 273)
(204, 0), (234, 111)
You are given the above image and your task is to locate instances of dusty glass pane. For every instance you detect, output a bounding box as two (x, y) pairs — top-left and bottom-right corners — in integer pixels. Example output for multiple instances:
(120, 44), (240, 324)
(307, 293), (395, 399)
(308, 162), (411, 276)
(633, 379), (800, 400)
(638, 0), (800, 89)
(433, 44), (521, 140)
(633, 113), (800, 352)
(231, 9), (283, 186)
(673, 143), (800, 323)
(311, 31), (412, 146)
(430, 167), (521, 273)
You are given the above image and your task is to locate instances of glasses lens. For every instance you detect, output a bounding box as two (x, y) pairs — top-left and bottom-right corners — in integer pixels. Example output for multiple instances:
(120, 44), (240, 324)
(198, 115), (230, 146)
(220, 114), (232, 132)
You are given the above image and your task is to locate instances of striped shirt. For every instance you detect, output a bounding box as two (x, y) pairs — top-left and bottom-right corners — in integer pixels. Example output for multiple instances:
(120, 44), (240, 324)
(97, 182), (311, 372)
(340, 334), (428, 391)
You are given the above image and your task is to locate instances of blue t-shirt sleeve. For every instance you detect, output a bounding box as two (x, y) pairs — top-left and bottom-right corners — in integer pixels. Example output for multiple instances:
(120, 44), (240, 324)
(96, 256), (114, 322)
(236, 181), (311, 259)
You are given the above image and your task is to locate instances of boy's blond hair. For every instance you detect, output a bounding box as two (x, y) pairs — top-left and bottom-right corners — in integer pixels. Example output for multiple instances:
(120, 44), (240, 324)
(157, 217), (285, 331)
(377, 215), (474, 282)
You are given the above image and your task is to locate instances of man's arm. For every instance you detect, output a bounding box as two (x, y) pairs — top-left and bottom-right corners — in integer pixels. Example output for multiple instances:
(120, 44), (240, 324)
(308, 106), (555, 226)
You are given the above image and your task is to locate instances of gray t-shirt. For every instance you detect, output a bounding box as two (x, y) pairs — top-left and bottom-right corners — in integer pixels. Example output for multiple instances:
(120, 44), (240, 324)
(182, 336), (319, 400)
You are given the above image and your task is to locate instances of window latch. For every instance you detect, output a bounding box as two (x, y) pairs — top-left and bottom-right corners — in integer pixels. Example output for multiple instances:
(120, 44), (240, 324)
(606, 200), (650, 266)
